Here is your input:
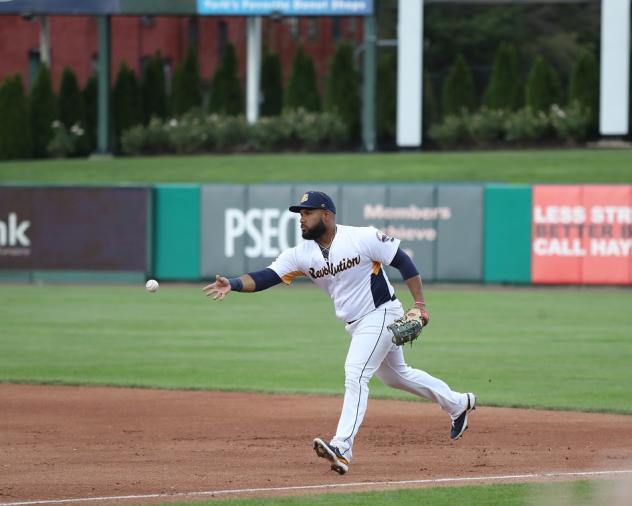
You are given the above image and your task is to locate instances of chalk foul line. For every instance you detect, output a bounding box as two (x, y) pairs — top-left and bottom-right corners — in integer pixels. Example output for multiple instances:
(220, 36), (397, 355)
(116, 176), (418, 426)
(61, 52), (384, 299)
(2, 469), (632, 506)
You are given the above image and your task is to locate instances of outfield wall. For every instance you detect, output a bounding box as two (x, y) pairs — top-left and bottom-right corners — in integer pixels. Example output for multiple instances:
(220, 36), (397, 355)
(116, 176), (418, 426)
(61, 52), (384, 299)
(1, 184), (630, 285)
(0, 186), (152, 283)
(194, 183), (483, 282)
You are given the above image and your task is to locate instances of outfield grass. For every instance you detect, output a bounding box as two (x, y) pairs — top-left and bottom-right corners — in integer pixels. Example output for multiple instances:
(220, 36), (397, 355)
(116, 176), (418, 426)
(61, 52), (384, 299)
(0, 149), (631, 184)
(1, 284), (631, 413)
(156, 480), (627, 506)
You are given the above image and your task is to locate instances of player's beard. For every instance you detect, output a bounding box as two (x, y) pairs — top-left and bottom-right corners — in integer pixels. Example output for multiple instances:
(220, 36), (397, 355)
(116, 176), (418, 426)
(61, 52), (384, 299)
(302, 217), (327, 240)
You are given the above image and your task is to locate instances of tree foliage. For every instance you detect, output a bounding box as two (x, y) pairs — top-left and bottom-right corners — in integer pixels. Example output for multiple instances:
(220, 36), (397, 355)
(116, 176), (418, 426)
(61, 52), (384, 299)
(525, 55), (562, 113)
(141, 52), (167, 124)
(376, 51), (396, 144)
(82, 73), (98, 153)
(58, 66), (85, 128)
(171, 45), (202, 116)
(29, 64), (57, 157)
(0, 74), (32, 159)
(260, 50), (283, 117)
(325, 43), (360, 141)
(285, 46), (321, 112)
(419, 2), (600, 106)
(441, 54), (476, 116)
(484, 42), (522, 110)
(112, 61), (142, 144)
(569, 49), (598, 128)
(208, 43), (243, 116)
(423, 72), (439, 140)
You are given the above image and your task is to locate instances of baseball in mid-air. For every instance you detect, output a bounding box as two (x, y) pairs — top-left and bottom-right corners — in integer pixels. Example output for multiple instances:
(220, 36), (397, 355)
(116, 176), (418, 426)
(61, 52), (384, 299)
(145, 279), (159, 293)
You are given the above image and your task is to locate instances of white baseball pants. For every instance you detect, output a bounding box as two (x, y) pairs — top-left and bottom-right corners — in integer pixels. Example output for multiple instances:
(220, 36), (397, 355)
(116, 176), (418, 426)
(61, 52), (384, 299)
(330, 304), (469, 462)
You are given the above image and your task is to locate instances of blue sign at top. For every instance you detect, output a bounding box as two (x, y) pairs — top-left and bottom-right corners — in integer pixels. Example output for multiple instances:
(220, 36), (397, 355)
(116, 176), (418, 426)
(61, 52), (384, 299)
(197, 0), (373, 16)
(0, 0), (120, 14)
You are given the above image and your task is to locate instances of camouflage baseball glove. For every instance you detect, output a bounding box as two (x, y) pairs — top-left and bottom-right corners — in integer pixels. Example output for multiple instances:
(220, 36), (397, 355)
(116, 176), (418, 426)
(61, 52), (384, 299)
(387, 307), (424, 346)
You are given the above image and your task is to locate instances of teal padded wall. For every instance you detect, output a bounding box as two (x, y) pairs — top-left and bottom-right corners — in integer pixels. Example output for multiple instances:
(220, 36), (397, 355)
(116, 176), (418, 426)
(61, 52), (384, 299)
(154, 184), (200, 280)
(484, 184), (532, 283)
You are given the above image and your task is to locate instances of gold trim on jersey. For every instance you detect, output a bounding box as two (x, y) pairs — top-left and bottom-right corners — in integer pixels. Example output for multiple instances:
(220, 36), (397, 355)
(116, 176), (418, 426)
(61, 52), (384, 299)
(282, 271), (306, 284)
(371, 261), (382, 275)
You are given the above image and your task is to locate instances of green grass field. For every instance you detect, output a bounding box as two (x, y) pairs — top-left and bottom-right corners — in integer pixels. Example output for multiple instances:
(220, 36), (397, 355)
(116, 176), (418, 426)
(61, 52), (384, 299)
(1, 149), (631, 184)
(157, 480), (630, 506)
(2, 284), (631, 414)
(3, 150), (631, 505)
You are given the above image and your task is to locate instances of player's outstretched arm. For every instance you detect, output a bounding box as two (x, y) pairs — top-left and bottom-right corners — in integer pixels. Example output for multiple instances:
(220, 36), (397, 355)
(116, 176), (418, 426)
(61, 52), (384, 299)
(202, 269), (282, 300)
(202, 274), (256, 300)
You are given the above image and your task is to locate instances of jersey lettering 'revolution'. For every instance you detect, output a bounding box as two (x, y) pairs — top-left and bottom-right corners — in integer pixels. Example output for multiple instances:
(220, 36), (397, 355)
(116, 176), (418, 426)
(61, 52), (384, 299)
(268, 225), (402, 323)
(309, 255), (360, 279)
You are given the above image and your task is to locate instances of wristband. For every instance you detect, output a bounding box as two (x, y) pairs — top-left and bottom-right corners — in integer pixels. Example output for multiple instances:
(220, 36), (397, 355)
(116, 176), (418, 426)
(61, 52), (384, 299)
(228, 277), (243, 292)
(414, 300), (426, 307)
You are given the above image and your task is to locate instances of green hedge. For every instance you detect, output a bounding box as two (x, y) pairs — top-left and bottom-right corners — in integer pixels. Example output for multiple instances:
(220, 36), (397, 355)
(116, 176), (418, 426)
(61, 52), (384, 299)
(429, 103), (590, 149)
(120, 109), (349, 155)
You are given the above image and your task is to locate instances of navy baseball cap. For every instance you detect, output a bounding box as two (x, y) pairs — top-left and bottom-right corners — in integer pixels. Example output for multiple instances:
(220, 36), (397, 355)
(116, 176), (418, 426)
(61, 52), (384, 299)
(289, 191), (336, 214)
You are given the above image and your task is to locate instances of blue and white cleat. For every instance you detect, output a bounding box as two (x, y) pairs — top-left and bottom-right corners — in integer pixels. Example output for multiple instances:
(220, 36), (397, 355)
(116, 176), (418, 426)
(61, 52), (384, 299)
(450, 392), (476, 440)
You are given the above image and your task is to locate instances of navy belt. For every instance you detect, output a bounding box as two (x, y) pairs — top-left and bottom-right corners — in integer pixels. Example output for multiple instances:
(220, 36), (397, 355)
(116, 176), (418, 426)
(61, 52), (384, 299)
(346, 294), (397, 325)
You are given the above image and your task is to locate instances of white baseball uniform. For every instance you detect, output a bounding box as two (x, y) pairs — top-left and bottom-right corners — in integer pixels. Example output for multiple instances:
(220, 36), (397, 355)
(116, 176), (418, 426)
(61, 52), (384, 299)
(268, 224), (469, 461)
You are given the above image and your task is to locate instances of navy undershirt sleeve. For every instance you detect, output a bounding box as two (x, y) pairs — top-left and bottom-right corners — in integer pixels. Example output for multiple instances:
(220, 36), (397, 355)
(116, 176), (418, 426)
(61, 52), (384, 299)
(389, 248), (419, 280)
(248, 268), (283, 292)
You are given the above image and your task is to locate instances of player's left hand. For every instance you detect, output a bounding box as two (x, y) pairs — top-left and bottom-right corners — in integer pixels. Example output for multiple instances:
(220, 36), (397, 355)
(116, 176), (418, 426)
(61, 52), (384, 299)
(388, 307), (424, 346)
(413, 303), (430, 326)
(202, 275), (231, 300)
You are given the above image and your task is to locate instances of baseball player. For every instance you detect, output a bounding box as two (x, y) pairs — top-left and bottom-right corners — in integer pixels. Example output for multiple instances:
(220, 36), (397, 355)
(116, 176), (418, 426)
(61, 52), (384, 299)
(203, 191), (476, 475)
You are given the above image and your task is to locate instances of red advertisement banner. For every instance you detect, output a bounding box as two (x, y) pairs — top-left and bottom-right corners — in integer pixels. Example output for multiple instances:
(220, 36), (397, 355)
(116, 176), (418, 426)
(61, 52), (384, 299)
(532, 185), (632, 285)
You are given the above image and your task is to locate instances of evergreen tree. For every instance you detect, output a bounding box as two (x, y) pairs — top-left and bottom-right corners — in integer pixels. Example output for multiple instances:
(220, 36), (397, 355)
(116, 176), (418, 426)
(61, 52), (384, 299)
(0, 74), (32, 159)
(260, 50), (283, 116)
(112, 61), (142, 144)
(526, 56), (563, 113)
(376, 51), (396, 144)
(423, 4), (600, 92)
(325, 43), (360, 141)
(82, 73), (98, 152)
(484, 42), (522, 110)
(58, 66), (85, 128)
(550, 65), (562, 105)
(141, 52), (167, 123)
(569, 49), (598, 127)
(29, 64), (57, 157)
(208, 43), (243, 115)
(285, 46), (321, 112)
(423, 72), (439, 141)
(441, 54), (476, 117)
(171, 45), (202, 116)
(169, 64), (182, 116)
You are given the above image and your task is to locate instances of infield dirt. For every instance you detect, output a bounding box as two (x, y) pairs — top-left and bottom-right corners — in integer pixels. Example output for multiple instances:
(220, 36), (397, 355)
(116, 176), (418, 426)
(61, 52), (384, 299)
(2, 384), (632, 504)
